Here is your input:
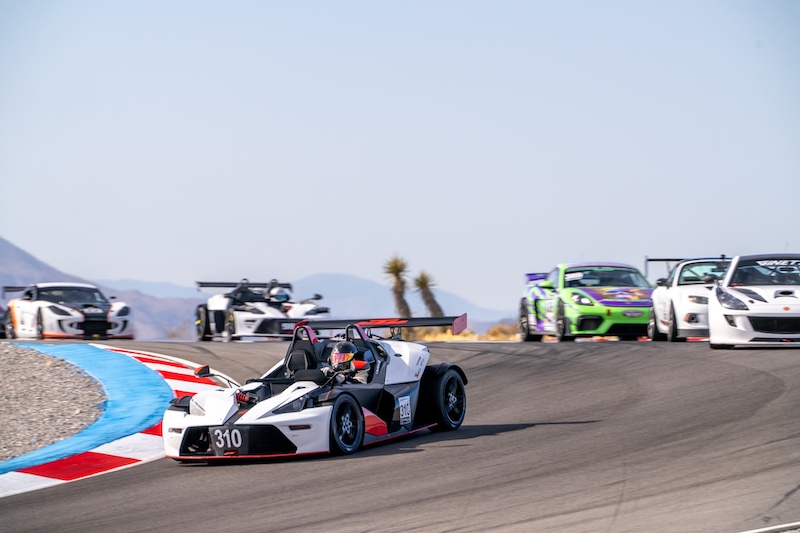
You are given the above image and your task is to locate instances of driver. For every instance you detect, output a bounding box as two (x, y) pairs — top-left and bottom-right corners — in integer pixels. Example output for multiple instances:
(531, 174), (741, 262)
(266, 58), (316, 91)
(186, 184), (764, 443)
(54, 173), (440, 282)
(322, 341), (370, 384)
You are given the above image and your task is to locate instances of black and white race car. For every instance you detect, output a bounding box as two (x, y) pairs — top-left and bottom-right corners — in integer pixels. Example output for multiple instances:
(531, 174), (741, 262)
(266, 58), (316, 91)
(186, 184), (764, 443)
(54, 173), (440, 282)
(163, 314), (469, 461)
(195, 279), (330, 341)
(3, 282), (134, 340)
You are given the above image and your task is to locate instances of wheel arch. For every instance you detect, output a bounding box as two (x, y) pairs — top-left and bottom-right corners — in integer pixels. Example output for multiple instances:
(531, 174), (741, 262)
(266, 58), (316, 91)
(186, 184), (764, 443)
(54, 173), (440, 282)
(422, 363), (468, 386)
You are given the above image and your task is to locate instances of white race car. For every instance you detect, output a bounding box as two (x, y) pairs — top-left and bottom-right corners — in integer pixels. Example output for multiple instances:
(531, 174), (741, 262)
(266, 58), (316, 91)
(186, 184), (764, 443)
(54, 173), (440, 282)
(3, 282), (134, 340)
(648, 257), (730, 341)
(163, 314), (469, 461)
(195, 279), (330, 341)
(708, 254), (800, 349)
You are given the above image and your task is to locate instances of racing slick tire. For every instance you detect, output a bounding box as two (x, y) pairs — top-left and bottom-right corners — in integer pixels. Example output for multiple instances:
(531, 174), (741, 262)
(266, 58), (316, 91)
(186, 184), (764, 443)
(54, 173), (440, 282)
(429, 368), (467, 432)
(648, 306), (667, 341)
(666, 305), (686, 343)
(35, 311), (44, 340)
(329, 394), (364, 455)
(519, 304), (541, 342)
(555, 302), (575, 342)
(196, 305), (212, 342)
(5, 313), (15, 339)
(225, 310), (238, 342)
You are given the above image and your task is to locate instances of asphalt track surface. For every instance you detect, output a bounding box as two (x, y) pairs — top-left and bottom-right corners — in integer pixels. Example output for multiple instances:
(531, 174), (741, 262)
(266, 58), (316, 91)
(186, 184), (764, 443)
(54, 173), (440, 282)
(2, 340), (800, 533)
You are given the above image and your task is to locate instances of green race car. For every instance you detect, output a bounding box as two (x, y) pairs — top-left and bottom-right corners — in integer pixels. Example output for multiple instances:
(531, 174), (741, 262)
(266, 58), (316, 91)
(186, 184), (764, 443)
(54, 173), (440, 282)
(519, 262), (654, 342)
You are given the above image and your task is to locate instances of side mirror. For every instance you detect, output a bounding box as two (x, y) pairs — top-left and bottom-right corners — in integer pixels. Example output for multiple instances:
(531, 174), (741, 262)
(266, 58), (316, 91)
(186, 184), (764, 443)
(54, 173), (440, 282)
(194, 365), (211, 378)
(539, 280), (555, 290)
(655, 278), (667, 287)
(702, 274), (718, 284)
(313, 294), (323, 300)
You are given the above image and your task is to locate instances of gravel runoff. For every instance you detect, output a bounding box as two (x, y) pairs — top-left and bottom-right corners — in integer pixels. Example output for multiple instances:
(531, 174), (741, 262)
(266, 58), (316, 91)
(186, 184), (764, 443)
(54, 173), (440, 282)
(0, 342), (106, 463)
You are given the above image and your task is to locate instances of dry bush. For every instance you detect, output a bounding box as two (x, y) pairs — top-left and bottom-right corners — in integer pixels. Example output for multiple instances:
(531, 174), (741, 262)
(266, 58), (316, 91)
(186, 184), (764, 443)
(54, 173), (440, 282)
(411, 323), (518, 342)
(480, 323), (519, 341)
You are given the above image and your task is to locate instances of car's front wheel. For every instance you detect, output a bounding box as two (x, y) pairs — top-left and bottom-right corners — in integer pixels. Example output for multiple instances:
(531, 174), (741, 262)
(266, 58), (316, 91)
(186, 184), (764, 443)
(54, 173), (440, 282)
(430, 369), (467, 432)
(35, 311), (44, 340)
(225, 310), (237, 342)
(329, 394), (364, 455)
(667, 305), (686, 343)
(555, 303), (575, 342)
(648, 306), (667, 341)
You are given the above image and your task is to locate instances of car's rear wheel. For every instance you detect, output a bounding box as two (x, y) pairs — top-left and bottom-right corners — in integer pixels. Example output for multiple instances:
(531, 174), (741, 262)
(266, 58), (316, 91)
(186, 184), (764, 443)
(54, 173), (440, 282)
(196, 305), (211, 341)
(329, 394), (364, 455)
(667, 305), (686, 342)
(430, 369), (467, 432)
(648, 306), (667, 341)
(5, 313), (16, 339)
(555, 303), (574, 342)
(35, 311), (44, 340)
(519, 304), (541, 342)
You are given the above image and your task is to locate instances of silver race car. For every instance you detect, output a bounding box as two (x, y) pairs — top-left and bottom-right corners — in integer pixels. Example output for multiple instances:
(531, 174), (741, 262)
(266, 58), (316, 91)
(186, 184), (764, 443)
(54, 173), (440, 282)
(3, 282), (134, 340)
(163, 314), (469, 461)
(195, 278), (330, 341)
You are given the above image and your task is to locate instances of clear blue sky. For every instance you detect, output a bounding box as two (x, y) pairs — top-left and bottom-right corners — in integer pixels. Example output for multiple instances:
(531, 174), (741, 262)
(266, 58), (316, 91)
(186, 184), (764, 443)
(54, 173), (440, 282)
(1, 1), (798, 312)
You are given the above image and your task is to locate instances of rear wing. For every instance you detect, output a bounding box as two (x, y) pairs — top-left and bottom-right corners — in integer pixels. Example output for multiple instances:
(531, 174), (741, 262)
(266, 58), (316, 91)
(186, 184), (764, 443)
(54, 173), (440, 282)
(196, 279), (293, 291)
(2, 286), (26, 298)
(297, 313), (468, 337)
(643, 255), (727, 277)
(524, 272), (548, 283)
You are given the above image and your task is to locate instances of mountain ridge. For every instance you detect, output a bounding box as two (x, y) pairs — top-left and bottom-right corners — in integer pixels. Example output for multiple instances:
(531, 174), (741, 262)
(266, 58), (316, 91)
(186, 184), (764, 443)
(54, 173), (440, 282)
(1, 236), (512, 339)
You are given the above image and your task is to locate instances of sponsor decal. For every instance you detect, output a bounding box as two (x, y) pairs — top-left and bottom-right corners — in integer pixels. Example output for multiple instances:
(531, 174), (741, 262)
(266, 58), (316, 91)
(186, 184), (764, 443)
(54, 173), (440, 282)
(623, 310), (643, 317)
(398, 396), (412, 425)
(757, 260), (800, 267)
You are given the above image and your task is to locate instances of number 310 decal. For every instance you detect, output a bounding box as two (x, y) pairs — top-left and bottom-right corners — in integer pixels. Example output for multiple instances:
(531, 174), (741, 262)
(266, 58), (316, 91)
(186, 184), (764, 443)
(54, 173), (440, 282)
(399, 396), (412, 425)
(214, 428), (243, 449)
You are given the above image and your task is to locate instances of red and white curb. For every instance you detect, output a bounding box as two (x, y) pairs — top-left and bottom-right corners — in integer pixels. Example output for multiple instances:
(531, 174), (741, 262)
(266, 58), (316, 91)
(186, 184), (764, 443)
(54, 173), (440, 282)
(0, 346), (231, 498)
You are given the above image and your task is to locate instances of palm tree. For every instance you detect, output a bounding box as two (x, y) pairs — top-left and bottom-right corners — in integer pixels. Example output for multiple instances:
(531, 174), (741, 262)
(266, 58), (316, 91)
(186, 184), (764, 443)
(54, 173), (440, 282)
(414, 271), (444, 317)
(384, 255), (412, 317)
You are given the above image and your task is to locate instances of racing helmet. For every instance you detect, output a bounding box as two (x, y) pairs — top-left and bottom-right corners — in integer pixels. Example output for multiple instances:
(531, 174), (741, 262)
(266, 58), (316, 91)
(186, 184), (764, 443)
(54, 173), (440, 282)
(330, 341), (357, 371)
(269, 287), (290, 303)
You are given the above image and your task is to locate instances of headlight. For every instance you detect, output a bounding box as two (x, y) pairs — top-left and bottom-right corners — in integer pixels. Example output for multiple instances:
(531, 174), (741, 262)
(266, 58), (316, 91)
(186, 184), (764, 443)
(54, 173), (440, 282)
(117, 306), (131, 317)
(48, 305), (73, 316)
(570, 293), (594, 306)
(715, 288), (748, 310)
(273, 395), (311, 414)
(687, 295), (708, 305)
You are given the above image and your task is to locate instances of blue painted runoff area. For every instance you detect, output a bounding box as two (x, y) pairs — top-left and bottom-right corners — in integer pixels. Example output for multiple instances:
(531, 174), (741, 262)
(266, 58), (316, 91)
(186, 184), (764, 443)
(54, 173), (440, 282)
(0, 343), (174, 475)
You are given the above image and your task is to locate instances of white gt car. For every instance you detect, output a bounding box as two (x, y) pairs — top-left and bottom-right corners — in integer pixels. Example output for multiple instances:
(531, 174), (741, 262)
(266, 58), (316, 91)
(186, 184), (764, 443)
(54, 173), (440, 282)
(708, 254), (800, 349)
(3, 282), (134, 340)
(195, 279), (330, 341)
(648, 257), (730, 341)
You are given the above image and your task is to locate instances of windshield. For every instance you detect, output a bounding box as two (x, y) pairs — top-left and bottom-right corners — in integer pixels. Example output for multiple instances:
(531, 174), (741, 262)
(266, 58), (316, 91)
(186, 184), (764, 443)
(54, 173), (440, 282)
(564, 267), (650, 288)
(729, 258), (800, 286)
(39, 287), (108, 304)
(677, 261), (729, 285)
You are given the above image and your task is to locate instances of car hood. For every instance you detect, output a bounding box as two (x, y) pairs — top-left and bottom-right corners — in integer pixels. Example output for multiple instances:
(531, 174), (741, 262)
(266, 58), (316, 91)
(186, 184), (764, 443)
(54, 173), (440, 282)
(579, 287), (653, 306)
(59, 301), (112, 314)
(729, 286), (800, 304)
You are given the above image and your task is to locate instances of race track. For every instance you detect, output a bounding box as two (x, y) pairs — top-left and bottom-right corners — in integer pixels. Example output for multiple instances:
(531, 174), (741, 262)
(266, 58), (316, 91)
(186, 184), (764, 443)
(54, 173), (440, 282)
(2, 340), (800, 533)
